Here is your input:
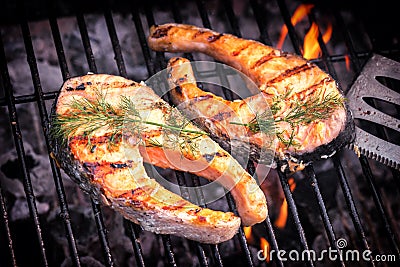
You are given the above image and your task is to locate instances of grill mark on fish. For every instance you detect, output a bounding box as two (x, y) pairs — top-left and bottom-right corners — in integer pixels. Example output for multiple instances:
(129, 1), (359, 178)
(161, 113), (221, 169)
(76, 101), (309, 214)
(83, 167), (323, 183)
(266, 63), (315, 85)
(198, 216), (207, 223)
(207, 33), (223, 43)
(211, 111), (232, 121)
(215, 152), (227, 157)
(151, 25), (173, 38)
(71, 135), (116, 144)
(111, 162), (130, 168)
(76, 83), (86, 90)
(251, 52), (277, 69)
(168, 57), (181, 66)
(193, 30), (206, 38)
(119, 188), (146, 198)
(161, 199), (188, 211)
(232, 43), (252, 56)
(84, 161), (132, 174)
(117, 188), (149, 208)
(304, 77), (331, 94)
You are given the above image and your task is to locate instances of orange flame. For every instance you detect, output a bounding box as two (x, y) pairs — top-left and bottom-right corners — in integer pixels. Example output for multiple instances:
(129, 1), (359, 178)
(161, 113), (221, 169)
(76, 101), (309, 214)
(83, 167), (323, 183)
(244, 226), (252, 241)
(277, 4), (314, 49)
(303, 22), (332, 59)
(260, 237), (271, 262)
(277, 4), (333, 60)
(275, 178), (297, 229)
(289, 177), (297, 192)
(275, 198), (288, 229)
(344, 55), (351, 70)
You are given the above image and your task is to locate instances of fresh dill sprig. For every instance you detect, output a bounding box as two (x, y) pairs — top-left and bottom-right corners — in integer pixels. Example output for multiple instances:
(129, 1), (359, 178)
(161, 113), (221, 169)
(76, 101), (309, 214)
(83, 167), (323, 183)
(275, 92), (344, 126)
(51, 92), (208, 153)
(161, 106), (205, 157)
(50, 90), (129, 147)
(230, 111), (275, 133)
(230, 90), (345, 148)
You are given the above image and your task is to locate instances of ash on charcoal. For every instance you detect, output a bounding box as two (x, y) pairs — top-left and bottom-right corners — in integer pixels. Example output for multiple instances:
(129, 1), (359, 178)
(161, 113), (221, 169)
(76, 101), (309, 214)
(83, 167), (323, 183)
(0, 143), (54, 220)
(61, 256), (105, 267)
(47, 200), (136, 266)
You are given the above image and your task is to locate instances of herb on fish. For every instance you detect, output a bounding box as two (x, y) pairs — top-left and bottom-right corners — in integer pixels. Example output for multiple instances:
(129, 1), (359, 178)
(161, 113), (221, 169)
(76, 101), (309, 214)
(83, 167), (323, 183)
(230, 91), (344, 148)
(230, 111), (275, 133)
(51, 91), (208, 154)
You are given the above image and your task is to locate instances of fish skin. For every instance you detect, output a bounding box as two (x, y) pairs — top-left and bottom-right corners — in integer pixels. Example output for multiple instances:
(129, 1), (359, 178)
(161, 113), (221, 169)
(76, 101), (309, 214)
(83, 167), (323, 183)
(50, 74), (268, 243)
(148, 23), (355, 162)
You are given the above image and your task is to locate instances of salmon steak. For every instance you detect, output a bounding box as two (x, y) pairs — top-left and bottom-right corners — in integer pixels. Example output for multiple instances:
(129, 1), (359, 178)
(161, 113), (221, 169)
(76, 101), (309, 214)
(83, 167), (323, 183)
(49, 74), (268, 244)
(148, 23), (355, 163)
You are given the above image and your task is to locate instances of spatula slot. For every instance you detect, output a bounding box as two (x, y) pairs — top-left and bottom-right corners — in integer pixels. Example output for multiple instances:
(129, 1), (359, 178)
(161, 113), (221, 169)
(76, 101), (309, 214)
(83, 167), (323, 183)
(355, 118), (400, 146)
(363, 97), (400, 120)
(375, 76), (400, 95)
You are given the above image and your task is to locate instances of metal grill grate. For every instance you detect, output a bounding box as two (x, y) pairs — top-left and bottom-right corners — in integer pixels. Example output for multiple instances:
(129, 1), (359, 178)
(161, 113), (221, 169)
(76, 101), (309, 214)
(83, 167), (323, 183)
(0, 0), (399, 266)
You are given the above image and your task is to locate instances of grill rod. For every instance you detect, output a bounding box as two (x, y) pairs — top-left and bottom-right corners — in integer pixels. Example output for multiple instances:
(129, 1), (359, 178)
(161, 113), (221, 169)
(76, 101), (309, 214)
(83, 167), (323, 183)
(333, 155), (375, 267)
(20, 15), (83, 267)
(277, 163), (314, 267)
(0, 52), (371, 107)
(304, 165), (345, 267)
(0, 179), (17, 266)
(0, 26), (49, 267)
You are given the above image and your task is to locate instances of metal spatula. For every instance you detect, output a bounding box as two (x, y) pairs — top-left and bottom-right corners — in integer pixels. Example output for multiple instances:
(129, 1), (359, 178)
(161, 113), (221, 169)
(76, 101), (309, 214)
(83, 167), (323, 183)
(346, 54), (400, 170)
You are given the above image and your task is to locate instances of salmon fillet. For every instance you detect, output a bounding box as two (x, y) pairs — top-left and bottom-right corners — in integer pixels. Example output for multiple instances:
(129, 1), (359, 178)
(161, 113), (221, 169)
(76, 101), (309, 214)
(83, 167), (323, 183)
(49, 74), (268, 243)
(148, 23), (355, 162)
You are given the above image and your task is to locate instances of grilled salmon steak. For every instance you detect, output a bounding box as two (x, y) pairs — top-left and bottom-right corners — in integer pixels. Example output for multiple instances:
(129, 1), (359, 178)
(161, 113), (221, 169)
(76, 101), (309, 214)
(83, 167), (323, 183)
(49, 74), (268, 243)
(148, 23), (355, 162)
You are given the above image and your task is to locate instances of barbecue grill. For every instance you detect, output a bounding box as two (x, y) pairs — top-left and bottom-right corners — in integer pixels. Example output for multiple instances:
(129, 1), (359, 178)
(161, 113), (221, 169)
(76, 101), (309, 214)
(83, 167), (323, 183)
(0, 0), (399, 266)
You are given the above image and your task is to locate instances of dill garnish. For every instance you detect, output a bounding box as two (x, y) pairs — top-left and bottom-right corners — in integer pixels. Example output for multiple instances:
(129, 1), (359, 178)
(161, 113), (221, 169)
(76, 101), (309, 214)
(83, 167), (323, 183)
(51, 91), (208, 155)
(230, 90), (345, 148)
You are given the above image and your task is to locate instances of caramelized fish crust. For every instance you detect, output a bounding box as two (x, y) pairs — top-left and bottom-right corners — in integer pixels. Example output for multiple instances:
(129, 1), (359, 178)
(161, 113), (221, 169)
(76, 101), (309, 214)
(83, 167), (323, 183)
(50, 74), (268, 243)
(148, 23), (355, 161)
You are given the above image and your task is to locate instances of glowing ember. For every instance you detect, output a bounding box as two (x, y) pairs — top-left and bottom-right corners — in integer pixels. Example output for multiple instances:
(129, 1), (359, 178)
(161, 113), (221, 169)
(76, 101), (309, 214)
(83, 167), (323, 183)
(275, 178), (297, 228)
(260, 237), (270, 262)
(276, 4), (314, 49)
